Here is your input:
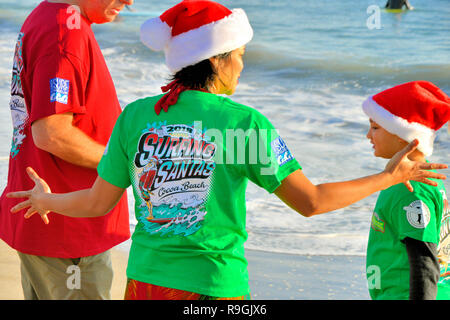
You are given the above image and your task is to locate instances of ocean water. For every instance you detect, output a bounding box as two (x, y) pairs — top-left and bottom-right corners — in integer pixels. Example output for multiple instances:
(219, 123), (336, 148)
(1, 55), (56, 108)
(0, 0), (449, 257)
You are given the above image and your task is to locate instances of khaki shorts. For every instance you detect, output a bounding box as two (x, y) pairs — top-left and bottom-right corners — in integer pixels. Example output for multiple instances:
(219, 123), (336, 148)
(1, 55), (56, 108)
(17, 250), (113, 300)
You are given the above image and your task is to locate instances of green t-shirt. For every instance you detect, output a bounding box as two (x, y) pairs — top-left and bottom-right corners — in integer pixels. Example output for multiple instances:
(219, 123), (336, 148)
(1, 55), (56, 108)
(98, 90), (301, 297)
(366, 177), (447, 300)
(437, 188), (450, 300)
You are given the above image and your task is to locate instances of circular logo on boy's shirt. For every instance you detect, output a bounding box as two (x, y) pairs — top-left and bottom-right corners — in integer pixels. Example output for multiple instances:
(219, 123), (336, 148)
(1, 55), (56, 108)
(403, 200), (431, 229)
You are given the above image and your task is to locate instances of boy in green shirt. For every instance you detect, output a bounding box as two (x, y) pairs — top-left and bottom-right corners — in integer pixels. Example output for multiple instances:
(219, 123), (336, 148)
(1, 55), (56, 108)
(363, 81), (450, 300)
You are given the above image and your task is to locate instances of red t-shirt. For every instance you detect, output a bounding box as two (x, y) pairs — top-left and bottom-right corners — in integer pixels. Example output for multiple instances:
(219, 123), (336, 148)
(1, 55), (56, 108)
(0, 1), (130, 258)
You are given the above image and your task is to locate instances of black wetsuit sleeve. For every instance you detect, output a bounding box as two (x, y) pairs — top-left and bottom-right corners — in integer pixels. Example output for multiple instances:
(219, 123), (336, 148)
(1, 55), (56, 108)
(404, 237), (440, 300)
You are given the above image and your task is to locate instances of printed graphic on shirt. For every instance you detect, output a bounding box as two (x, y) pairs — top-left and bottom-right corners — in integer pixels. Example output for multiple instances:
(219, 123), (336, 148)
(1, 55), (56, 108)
(438, 190), (450, 284)
(10, 32), (28, 158)
(371, 212), (385, 233)
(50, 78), (70, 104)
(271, 136), (294, 166)
(133, 121), (216, 237)
(403, 200), (430, 229)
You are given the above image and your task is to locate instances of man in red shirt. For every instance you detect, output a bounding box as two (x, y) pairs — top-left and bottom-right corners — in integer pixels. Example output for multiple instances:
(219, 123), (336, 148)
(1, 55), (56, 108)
(0, 0), (133, 299)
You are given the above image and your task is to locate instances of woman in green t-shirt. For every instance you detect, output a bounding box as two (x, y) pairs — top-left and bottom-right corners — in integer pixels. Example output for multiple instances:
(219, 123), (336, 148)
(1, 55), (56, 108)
(7, 1), (448, 300)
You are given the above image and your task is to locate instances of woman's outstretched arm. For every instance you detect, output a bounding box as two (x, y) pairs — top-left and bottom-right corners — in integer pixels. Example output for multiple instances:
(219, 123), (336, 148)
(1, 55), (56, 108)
(7, 167), (125, 224)
(275, 140), (447, 217)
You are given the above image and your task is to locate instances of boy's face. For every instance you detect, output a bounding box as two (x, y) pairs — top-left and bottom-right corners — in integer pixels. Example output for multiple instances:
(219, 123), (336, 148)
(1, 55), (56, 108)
(366, 119), (408, 159)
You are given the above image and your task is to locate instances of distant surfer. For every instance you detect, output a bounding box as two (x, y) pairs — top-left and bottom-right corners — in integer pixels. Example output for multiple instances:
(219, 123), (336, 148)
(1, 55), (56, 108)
(385, 0), (414, 10)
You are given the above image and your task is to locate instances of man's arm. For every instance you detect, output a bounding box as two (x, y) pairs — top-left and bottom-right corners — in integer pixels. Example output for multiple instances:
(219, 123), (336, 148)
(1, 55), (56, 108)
(404, 237), (440, 300)
(32, 112), (106, 169)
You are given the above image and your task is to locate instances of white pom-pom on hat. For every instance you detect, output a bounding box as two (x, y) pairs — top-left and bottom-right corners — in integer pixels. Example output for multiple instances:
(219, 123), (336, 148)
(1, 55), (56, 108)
(139, 0), (253, 73)
(140, 17), (172, 51)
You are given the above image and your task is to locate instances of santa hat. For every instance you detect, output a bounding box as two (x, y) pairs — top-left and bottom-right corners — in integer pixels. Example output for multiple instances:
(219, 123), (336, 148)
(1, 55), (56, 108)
(140, 0), (253, 73)
(362, 81), (450, 156)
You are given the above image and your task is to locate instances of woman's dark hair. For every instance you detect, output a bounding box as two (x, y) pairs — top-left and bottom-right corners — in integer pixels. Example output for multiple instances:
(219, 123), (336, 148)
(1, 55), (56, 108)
(171, 51), (231, 90)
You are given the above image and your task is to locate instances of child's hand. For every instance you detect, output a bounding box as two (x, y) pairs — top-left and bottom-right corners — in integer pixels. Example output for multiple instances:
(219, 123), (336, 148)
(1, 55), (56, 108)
(384, 139), (447, 192)
(7, 167), (51, 224)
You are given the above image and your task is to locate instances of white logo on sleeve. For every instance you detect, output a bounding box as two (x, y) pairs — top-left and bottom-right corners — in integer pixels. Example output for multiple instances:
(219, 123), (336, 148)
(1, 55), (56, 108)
(271, 136), (293, 166)
(403, 200), (431, 229)
(50, 78), (70, 104)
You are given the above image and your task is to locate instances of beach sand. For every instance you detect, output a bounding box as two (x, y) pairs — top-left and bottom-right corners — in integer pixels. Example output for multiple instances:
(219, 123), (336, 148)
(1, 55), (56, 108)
(0, 239), (369, 300)
(0, 240), (128, 300)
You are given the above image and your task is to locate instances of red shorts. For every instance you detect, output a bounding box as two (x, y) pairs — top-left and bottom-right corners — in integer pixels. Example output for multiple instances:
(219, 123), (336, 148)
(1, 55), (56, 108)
(124, 279), (251, 300)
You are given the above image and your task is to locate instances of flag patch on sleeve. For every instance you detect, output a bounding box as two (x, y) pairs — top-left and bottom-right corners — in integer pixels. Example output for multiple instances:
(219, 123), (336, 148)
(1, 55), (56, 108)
(271, 136), (294, 166)
(50, 78), (70, 104)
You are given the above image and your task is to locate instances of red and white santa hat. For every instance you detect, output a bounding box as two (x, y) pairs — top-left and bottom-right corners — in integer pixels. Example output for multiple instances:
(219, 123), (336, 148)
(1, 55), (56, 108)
(362, 81), (450, 156)
(140, 0), (253, 73)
